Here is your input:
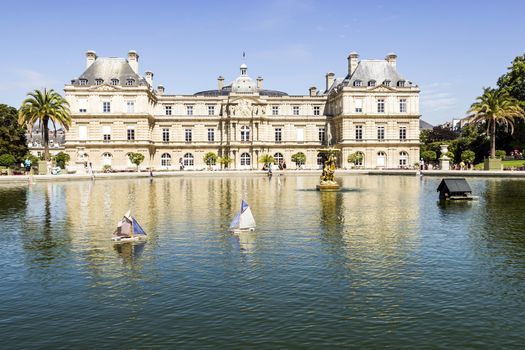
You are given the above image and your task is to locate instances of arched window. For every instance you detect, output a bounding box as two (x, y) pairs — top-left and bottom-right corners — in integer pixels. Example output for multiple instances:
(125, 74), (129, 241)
(317, 152), (324, 166)
(399, 151), (408, 167)
(240, 126), (250, 142)
(183, 153), (194, 167)
(95, 78), (103, 85)
(161, 153), (171, 167)
(111, 78), (119, 85)
(126, 79), (135, 86)
(102, 152), (112, 166)
(240, 152), (251, 166)
(126, 153), (133, 167)
(383, 80), (391, 87)
(353, 80), (362, 87)
(274, 152), (284, 165)
(377, 151), (386, 167)
(355, 152), (364, 166)
(397, 80), (406, 87)
(368, 80), (376, 87)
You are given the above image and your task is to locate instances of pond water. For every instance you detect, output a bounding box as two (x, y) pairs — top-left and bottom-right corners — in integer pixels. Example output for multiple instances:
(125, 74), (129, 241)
(1, 175), (525, 349)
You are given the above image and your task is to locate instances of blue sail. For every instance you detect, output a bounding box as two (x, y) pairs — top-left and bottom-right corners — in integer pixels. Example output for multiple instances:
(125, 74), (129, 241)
(132, 218), (147, 235)
(241, 200), (249, 213)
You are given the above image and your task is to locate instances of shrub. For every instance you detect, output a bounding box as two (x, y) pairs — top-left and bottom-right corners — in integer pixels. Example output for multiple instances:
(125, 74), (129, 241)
(203, 152), (218, 166)
(53, 152), (70, 169)
(495, 150), (506, 159)
(445, 151), (455, 163)
(291, 152), (306, 167)
(0, 154), (16, 167)
(421, 150), (437, 162)
(218, 155), (233, 168)
(347, 152), (363, 164)
(128, 152), (145, 171)
(461, 150), (476, 163)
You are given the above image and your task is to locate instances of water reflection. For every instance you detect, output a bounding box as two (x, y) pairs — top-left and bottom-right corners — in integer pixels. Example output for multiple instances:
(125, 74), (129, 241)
(113, 242), (146, 264)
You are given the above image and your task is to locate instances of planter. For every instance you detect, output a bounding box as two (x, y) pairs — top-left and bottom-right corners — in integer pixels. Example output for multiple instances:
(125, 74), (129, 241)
(484, 158), (502, 171)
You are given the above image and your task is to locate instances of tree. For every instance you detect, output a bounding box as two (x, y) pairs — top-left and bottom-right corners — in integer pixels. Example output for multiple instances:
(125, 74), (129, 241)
(128, 152), (145, 171)
(468, 88), (525, 158)
(421, 150), (437, 162)
(218, 155), (233, 169)
(347, 152), (363, 164)
(291, 152), (306, 168)
(258, 154), (274, 168)
(203, 152), (217, 167)
(53, 152), (70, 169)
(461, 150), (475, 163)
(0, 154), (16, 167)
(495, 150), (506, 159)
(497, 54), (525, 104)
(18, 89), (71, 161)
(0, 104), (27, 161)
(446, 151), (455, 163)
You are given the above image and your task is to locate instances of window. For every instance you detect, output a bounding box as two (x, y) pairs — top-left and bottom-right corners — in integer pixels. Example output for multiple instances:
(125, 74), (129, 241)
(272, 106), (279, 115)
(162, 128), (170, 142)
(78, 99), (87, 113)
(186, 105), (193, 116)
(127, 128), (135, 141)
(102, 125), (111, 142)
(355, 152), (364, 166)
(274, 128), (282, 143)
(377, 126), (385, 141)
(319, 127), (326, 144)
(355, 125), (363, 140)
(293, 105), (299, 115)
(355, 99), (363, 113)
(127, 101), (135, 113)
(296, 128), (304, 142)
(274, 152), (284, 165)
(111, 79), (119, 85)
(208, 128), (215, 142)
(377, 99), (385, 113)
(185, 128), (192, 142)
(161, 153), (171, 167)
(399, 126), (407, 141)
(95, 79), (103, 85)
(78, 125), (87, 140)
(126, 79), (135, 86)
(399, 98), (407, 113)
(103, 101), (111, 113)
(399, 151), (408, 167)
(102, 153), (112, 166)
(397, 80), (405, 87)
(353, 80), (362, 87)
(165, 105), (172, 116)
(208, 105), (215, 115)
(183, 153), (194, 167)
(313, 106), (320, 116)
(383, 80), (391, 87)
(240, 126), (250, 142)
(377, 151), (386, 167)
(79, 79), (88, 86)
(368, 80), (376, 87)
(317, 153), (324, 166)
(240, 152), (251, 166)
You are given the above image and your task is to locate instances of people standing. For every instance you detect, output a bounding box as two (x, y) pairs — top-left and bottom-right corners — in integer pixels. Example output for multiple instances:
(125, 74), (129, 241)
(24, 158), (32, 175)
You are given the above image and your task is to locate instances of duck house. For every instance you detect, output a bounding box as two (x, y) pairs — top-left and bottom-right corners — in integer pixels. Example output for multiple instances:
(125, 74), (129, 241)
(437, 178), (473, 200)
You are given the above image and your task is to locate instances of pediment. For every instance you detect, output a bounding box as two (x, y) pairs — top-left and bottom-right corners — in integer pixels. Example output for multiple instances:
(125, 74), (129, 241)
(91, 84), (120, 92)
(370, 85), (396, 92)
(224, 97), (267, 116)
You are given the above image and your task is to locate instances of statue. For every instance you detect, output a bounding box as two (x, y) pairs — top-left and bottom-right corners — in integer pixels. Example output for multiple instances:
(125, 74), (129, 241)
(316, 149), (340, 191)
(326, 123), (332, 147)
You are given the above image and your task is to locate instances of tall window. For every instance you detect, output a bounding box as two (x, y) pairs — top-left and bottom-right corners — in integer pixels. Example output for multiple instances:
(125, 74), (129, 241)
(208, 105), (215, 115)
(313, 106), (320, 116)
(186, 105), (193, 116)
(319, 127), (326, 144)
(275, 128), (282, 143)
(127, 101), (135, 113)
(399, 151), (408, 167)
(272, 106), (279, 115)
(355, 152), (364, 166)
(377, 99), (385, 113)
(78, 99), (87, 113)
(399, 126), (407, 141)
(377, 126), (385, 141)
(161, 153), (171, 167)
(293, 105), (299, 115)
(162, 128), (170, 142)
(102, 125), (111, 142)
(240, 126), (250, 142)
(355, 125), (363, 140)
(127, 128), (135, 141)
(208, 128), (215, 142)
(185, 129), (192, 142)
(103, 101), (111, 113)
(78, 125), (87, 141)
(102, 153), (112, 166)
(274, 152), (284, 165)
(399, 98), (407, 113)
(355, 99), (363, 113)
(183, 153), (194, 167)
(240, 152), (251, 166)
(165, 105), (172, 116)
(317, 153), (324, 166)
(296, 128), (304, 142)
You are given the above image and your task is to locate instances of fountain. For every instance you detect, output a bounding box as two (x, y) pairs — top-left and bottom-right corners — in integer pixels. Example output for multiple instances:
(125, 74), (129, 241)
(316, 148), (341, 192)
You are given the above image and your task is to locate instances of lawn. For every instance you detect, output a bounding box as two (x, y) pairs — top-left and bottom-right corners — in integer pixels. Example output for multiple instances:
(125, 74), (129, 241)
(474, 159), (525, 170)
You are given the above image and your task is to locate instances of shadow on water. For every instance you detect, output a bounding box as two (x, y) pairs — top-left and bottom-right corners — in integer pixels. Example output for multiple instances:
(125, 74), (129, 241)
(113, 242), (146, 265)
(297, 187), (363, 193)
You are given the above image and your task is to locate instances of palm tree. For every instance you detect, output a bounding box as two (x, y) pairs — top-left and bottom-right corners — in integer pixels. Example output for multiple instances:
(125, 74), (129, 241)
(469, 88), (525, 158)
(18, 89), (71, 160)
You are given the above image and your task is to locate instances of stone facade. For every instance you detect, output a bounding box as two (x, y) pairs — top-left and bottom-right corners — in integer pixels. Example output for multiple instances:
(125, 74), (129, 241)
(63, 50), (420, 171)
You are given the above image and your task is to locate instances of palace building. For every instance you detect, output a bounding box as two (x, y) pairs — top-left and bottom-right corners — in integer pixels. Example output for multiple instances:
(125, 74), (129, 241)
(63, 50), (420, 171)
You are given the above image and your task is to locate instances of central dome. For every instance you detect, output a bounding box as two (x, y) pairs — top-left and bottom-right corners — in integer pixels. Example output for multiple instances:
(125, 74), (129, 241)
(232, 63), (257, 93)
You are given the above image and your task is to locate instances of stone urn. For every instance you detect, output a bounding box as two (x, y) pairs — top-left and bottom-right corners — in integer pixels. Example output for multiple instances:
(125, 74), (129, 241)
(439, 144), (450, 170)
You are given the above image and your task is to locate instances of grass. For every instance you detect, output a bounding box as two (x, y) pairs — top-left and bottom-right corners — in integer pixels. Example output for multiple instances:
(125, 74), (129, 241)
(474, 159), (525, 170)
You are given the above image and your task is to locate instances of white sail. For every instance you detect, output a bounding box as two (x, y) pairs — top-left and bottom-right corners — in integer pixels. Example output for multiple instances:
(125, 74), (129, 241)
(239, 207), (256, 229)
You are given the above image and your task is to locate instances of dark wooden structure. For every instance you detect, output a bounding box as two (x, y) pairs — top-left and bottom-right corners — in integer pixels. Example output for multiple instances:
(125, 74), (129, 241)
(437, 178), (473, 200)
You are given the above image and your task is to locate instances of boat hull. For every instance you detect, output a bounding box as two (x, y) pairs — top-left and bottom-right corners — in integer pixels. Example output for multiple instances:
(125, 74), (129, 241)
(111, 236), (147, 243)
(231, 228), (255, 234)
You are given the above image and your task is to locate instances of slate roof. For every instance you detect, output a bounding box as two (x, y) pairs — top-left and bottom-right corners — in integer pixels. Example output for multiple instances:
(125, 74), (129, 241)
(346, 60), (406, 87)
(420, 120), (433, 130)
(194, 87), (288, 97)
(437, 178), (472, 194)
(71, 58), (147, 87)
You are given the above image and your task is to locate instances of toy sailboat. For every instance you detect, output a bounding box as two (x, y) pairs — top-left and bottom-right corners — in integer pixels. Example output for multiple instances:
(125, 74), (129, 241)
(229, 200), (256, 233)
(112, 210), (147, 243)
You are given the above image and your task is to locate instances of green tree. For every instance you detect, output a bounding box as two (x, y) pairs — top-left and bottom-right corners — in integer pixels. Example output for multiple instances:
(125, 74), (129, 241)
(495, 150), (506, 159)
(347, 152), (363, 164)
(0, 154), (16, 167)
(259, 154), (275, 168)
(291, 152), (306, 168)
(461, 150), (476, 163)
(497, 54), (525, 104)
(53, 151), (70, 169)
(218, 155), (233, 169)
(468, 88), (525, 158)
(128, 152), (145, 171)
(446, 151), (455, 163)
(18, 89), (71, 161)
(0, 104), (27, 161)
(421, 150), (437, 162)
(203, 152), (217, 167)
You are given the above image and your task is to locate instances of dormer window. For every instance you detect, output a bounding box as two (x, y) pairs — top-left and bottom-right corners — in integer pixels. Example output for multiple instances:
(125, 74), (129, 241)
(79, 79), (88, 86)
(111, 79), (119, 85)
(368, 80), (376, 87)
(383, 80), (391, 87)
(353, 80), (362, 87)
(95, 79), (103, 85)
(126, 79), (135, 86)
(397, 80), (406, 87)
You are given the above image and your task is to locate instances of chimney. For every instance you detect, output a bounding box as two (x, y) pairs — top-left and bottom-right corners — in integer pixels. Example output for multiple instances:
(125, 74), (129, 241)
(145, 71), (154, 86)
(386, 53), (397, 69)
(157, 85), (165, 96)
(256, 76), (263, 90)
(86, 50), (97, 68)
(347, 52), (359, 76)
(128, 50), (139, 73)
(325, 72), (335, 91)
(309, 86), (318, 97)
(218, 76), (224, 90)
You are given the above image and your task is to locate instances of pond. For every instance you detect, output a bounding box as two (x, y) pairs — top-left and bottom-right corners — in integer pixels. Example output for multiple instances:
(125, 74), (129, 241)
(1, 175), (525, 349)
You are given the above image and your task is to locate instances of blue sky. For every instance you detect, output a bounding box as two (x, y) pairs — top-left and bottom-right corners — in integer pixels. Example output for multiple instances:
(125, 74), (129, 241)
(1, 0), (524, 125)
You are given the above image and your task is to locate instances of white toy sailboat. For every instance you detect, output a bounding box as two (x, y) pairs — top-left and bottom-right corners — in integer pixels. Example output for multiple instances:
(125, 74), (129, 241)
(112, 210), (147, 243)
(229, 200), (256, 233)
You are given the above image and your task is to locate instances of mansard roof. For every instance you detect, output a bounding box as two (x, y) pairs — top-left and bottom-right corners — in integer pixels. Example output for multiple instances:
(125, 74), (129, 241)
(346, 60), (409, 87)
(71, 58), (147, 87)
